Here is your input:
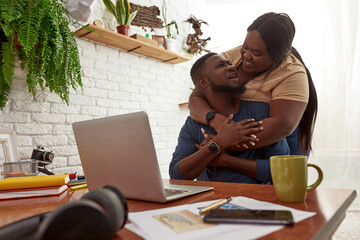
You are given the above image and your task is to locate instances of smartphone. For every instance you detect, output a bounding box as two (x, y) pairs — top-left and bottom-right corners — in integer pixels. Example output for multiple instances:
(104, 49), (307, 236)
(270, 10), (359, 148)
(203, 209), (294, 225)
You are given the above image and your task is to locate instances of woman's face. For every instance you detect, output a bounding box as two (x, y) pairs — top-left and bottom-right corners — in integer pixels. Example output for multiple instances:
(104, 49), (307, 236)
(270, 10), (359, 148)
(240, 30), (274, 74)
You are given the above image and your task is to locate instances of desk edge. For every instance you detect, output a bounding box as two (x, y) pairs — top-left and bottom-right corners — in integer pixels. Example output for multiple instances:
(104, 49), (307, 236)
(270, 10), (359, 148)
(313, 189), (357, 240)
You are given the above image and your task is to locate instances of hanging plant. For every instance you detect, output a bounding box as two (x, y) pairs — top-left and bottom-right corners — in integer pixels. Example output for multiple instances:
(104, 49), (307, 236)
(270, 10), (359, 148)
(0, 0), (83, 109)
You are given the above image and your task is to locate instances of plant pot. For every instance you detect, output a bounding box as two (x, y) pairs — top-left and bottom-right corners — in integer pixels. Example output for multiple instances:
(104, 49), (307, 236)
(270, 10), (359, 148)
(13, 32), (22, 47)
(116, 25), (130, 36)
(165, 38), (176, 52)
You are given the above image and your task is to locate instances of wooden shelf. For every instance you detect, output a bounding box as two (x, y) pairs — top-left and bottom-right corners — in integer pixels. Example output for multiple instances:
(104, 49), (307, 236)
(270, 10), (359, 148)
(75, 24), (189, 64)
(178, 102), (189, 108)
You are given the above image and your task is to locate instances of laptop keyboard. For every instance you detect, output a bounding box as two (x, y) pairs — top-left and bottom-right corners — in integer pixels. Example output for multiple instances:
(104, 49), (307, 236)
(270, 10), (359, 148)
(164, 188), (189, 197)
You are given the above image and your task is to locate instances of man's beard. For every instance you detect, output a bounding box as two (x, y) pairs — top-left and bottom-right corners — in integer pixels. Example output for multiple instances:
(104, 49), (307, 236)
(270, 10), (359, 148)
(207, 77), (246, 94)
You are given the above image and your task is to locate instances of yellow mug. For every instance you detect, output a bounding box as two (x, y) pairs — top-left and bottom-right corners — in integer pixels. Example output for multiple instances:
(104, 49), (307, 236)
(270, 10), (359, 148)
(270, 155), (323, 203)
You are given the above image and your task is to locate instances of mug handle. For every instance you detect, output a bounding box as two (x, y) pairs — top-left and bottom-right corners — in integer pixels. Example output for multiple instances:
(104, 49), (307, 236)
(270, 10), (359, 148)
(307, 163), (323, 191)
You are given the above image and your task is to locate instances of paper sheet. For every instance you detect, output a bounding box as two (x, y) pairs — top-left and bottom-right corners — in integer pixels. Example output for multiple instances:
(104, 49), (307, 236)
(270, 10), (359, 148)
(126, 196), (316, 240)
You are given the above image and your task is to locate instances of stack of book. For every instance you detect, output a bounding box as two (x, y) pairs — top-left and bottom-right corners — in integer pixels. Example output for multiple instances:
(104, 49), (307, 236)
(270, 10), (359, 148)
(0, 174), (70, 200)
(68, 175), (86, 187)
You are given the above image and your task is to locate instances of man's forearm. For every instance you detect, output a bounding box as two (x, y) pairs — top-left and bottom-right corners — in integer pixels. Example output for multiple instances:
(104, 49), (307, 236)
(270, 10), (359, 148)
(178, 146), (218, 180)
(215, 154), (257, 178)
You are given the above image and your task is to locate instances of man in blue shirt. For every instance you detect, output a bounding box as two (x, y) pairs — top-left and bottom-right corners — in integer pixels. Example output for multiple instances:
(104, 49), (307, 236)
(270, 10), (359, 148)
(169, 53), (289, 183)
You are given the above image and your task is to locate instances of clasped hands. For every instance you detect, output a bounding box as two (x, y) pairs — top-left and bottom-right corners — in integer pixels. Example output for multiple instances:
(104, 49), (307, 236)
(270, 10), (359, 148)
(195, 115), (263, 165)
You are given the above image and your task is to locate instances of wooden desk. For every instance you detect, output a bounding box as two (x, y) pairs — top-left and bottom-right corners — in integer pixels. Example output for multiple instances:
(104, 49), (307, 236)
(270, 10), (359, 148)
(0, 180), (356, 240)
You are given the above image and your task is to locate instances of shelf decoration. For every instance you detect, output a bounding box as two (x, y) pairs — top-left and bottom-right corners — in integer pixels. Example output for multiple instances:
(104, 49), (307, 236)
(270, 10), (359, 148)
(102, 0), (139, 36)
(75, 24), (189, 64)
(185, 15), (211, 55)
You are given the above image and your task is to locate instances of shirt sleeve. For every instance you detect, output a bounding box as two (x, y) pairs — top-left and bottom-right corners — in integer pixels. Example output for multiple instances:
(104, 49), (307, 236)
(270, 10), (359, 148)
(255, 139), (290, 183)
(271, 59), (309, 103)
(221, 46), (243, 67)
(169, 118), (199, 179)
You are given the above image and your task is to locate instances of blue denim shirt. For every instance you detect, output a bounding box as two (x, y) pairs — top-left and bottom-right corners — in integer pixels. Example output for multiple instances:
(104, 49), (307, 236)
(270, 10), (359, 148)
(169, 101), (290, 184)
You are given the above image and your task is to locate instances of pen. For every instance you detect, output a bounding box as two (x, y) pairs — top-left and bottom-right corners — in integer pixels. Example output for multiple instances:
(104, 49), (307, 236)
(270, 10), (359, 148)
(199, 196), (233, 215)
(69, 184), (87, 190)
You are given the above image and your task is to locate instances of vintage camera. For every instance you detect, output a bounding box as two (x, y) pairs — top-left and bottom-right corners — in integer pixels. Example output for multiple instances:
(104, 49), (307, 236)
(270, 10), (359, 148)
(31, 146), (55, 175)
(31, 146), (54, 166)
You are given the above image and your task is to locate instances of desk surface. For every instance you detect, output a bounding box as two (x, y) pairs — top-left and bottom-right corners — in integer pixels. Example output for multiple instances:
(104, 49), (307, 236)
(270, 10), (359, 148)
(0, 179), (356, 240)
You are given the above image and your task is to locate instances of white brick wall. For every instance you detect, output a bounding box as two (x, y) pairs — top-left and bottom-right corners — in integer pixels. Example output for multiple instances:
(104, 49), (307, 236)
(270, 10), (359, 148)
(0, 0), (208, 178)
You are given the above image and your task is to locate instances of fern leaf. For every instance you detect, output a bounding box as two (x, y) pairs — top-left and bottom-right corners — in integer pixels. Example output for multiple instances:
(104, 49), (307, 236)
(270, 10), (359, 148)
(0, 0), (23, 22)
(0, 19), (14, 37)
(25, 48), (37, 94)
(36, 31), (51, 82)
(17, 0), (41, 54)
(0, 57), (11, 109)
(1, 41), (15, 85)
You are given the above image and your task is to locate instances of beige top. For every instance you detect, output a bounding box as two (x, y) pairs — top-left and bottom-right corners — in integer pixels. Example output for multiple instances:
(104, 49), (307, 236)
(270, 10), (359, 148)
(222, 46), (309, 104)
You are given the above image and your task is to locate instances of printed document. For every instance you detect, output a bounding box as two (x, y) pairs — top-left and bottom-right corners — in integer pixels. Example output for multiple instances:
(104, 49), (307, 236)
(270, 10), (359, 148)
(126, 196), (316, 240)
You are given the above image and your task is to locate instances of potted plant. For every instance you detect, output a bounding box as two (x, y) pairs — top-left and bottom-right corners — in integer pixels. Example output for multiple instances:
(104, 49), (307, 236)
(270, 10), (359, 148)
(103, 0), (139, 36)
(162, 0), (179, 51)
(0, 0), (82, 109)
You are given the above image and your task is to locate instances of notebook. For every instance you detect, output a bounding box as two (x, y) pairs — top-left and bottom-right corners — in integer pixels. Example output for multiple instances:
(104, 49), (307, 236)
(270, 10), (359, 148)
(0, 174), (70, 191)
(0, 185), (68, 200)
(72, 111), (213, 203)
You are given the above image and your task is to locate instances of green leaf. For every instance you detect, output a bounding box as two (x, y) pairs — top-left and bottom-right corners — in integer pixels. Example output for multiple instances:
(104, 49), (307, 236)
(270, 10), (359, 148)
(162, 1), (178, 39)
(115, 0), (126, 25)
(127, 9), (138, 25)
(123, 0), (130, 25)
(1, 41), (15, 85)
(0, 42), (12, 109)
(17, 0), (40, 54)
(102, 0), (116, 18)
(0, 72), (11, 109)
(0, 0), (23, 22)
(162, 0), (167, 26)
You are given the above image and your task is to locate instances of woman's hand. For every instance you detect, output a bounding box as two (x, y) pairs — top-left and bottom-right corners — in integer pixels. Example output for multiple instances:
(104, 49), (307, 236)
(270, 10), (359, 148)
(198, 118), (262, 150)
(211, 115), (263, 150)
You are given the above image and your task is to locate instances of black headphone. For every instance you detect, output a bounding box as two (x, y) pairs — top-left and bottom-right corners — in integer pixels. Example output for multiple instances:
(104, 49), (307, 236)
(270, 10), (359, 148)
(0, 185), (128, 240)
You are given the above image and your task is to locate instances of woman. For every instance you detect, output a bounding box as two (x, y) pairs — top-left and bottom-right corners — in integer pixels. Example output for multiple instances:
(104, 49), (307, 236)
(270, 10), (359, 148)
(189, 12), (317, 155)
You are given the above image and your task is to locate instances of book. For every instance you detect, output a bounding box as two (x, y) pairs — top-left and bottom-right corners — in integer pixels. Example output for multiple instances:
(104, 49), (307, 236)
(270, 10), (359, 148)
(68, 175), (86, 186)
(0, 185), (69, 200)
(0, 174), (70, 191)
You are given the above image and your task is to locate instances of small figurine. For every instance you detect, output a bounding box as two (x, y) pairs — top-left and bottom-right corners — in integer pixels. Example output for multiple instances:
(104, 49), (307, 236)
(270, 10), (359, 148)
(185, 16), (211, 55)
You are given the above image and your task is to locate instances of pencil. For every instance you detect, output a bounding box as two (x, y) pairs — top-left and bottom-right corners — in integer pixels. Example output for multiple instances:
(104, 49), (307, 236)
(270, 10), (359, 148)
(199, 196), (233, 215)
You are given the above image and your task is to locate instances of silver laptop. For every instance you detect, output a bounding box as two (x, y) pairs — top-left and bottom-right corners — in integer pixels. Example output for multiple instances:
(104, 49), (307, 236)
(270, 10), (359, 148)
(72, 111), (213, 203)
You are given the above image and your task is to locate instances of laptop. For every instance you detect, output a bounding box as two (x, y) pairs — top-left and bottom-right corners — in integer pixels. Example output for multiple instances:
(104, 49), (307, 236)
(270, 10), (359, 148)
(72, 111), (213, 203)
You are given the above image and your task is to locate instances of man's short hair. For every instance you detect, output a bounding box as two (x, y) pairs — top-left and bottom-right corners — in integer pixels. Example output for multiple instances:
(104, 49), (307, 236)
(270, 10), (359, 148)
(190, 52), (217, 86)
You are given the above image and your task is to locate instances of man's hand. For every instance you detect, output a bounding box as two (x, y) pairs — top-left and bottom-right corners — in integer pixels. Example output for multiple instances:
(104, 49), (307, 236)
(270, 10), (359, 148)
(213, 115), (263, 150)
(198, 117), (263, 150)
(194, 129), (214, 150)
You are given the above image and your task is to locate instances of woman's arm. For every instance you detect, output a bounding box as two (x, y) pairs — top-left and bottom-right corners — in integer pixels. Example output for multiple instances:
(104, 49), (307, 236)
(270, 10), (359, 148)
(241, 99), (307, 149)
(191, 92), (307, 151)
(189, 88), (229, 130)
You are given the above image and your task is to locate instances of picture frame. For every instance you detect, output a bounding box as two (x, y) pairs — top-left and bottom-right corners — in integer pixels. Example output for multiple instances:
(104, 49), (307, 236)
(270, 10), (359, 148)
(0, 139), (10, 165)
(0, 130), (20, 163)
(152, 35), (166, 49)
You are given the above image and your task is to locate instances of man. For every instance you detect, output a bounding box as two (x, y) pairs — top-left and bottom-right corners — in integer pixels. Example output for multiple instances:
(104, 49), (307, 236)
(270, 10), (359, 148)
(169, 53), (289, 183)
